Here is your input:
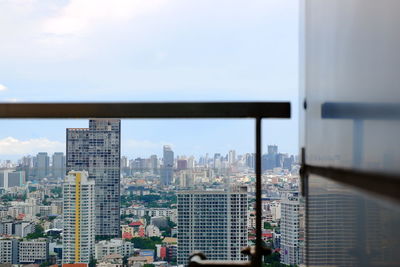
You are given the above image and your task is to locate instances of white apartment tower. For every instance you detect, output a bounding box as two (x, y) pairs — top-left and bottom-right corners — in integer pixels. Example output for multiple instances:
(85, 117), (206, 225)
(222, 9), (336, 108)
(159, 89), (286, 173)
(280, 193), (301, 265)
(63, 171), (95, 264)
(177, 187), (248, 265)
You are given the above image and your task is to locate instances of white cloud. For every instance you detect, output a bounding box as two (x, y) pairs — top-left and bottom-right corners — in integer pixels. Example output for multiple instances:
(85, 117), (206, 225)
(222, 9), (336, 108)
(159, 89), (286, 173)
(0, 137), (65, 155)
(0, 84), (7, 91)
(42, 0), (167, 36)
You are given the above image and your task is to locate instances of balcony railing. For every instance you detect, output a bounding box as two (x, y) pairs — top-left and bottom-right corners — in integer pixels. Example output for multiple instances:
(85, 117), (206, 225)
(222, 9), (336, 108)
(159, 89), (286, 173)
(0, 102), (291, 266)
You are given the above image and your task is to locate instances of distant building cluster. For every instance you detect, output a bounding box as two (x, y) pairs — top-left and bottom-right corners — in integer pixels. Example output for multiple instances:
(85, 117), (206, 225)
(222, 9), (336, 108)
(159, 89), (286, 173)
(0, 119), (302, 266)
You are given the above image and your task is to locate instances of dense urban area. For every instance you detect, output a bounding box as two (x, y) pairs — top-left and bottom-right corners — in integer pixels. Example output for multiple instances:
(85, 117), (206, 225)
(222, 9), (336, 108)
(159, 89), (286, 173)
(0, 120), (302, 267)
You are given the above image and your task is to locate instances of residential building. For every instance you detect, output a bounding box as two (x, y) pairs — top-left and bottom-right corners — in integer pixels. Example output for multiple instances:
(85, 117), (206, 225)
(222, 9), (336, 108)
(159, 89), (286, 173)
(0, 170), (25, 189)
(95, 239), (134, 260)
(177, 187), (248, 265)
(145, 225), (161, 237)
(97, 254), (123, 267)
(280, 193), (301, 265)
(35, 152), (50, 179)
(0, 239), (18, 264)
(63, 171), (95, 264)
(18, 239), (49, 264)
(149, 155), (158, 174)
(66, 119), (121, 237)
(161, 145), (173, 186)
(52, 152), (65, 179)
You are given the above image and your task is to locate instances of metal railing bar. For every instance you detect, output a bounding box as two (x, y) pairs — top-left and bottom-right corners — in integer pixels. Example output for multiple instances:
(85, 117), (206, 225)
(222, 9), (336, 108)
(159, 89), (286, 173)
(255, 117), (263, 266)
(302, 164), (400, 203)
(321, 102), (400, 120)
(0, 102), (290, 119)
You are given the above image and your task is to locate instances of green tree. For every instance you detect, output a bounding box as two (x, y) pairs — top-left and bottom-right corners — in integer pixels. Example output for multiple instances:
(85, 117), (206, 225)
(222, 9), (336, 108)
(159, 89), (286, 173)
(26, 224), (45, 239)
(51, 187), (62, 197)
(264, 222), (273, 230)
(28, 186), (38, 192)
(131, 237), (162, 249)
(89, 255), (97, 267)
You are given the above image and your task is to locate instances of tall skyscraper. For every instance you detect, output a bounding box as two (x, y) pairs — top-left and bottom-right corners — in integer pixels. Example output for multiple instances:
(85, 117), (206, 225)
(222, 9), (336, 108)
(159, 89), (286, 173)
(281, 193), (301, 265)
(228, 150), (236, 165)
(177, 187), (248, 265)
(267, 145), (278, 155)
(213, 153), (221, 169)
(150, 155), (158, 174)
(35, 152), (49, 179)
(66, 119), (121, 237)
(161, 145), (174, 186)
(0, 170), (25, 189)
(52, 152), (65, 179)
(17, 156), (33, 180)
(177, 159), (187, 171)
(63, 171), (95, 264)
(121, 156), (130, 176)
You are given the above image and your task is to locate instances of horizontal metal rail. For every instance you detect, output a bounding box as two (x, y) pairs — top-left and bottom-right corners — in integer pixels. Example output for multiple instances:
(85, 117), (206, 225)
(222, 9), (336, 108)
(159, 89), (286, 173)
(322, 102), (400, 120)
(0, 102), (290, 119)
(302, 164), (400, 203)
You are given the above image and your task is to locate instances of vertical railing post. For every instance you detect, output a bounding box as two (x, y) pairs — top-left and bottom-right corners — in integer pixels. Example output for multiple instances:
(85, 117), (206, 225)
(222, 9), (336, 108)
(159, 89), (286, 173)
(255, 117), (262, 266)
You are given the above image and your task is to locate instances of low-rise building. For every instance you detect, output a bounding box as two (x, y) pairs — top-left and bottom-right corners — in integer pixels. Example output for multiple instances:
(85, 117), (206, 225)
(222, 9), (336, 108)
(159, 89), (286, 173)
(127, 256), (148, 267)
(95, 239), (134, 260)
(18, 238), (49, 264)
(145, 225), (160, 237)
(97, 254), (123, 267)
(0, 239), (18, 264)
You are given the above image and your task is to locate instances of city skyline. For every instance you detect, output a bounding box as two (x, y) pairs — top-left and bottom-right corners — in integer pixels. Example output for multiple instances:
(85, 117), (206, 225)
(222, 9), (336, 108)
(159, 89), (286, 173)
(0, 119), (298, 161)
(0, 146), (297, 169)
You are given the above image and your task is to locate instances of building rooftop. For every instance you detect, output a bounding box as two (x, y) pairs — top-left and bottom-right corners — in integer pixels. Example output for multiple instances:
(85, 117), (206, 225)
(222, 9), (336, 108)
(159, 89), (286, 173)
(162, 237), (177, 244)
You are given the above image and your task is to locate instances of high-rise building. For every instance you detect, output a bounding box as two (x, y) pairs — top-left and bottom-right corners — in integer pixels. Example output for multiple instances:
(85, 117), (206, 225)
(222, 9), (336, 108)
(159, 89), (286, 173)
(213, 153), (221, 170)
(178, 170), (193, 188)
(228, 150), (236, 165)
(161, 145), (174, 186)
(66, 119), (121, 237)
(0, 170), (25, 189)
(267, 145), (278, 155)
(121, 156), (129, 176)
(187, 156), (195, 169)
(63, 171), (95, 264)
(177, 187), (248, 265)
(132, 157), (146, 172)
(121, 156), (128, 169)
(177, 159), (187, 171)
(150, 155), (158, 174)
(0, 239), (18, 264)
(280, 193), (301, 265)
(245, 153), (255, 170)
(17, 156), (33, 180)
(35, 152), (49, 179)
(52, 152), (65, 179)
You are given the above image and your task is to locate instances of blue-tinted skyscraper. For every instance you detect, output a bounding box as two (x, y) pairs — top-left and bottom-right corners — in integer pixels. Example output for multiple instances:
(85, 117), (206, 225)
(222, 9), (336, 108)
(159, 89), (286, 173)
(52, 152), (65, 179)
(35, 152), (49, 179)
(161, 145), (174, 186)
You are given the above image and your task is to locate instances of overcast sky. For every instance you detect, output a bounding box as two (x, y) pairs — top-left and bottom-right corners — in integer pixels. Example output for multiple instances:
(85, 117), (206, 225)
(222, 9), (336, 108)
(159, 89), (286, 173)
(0, 0), (299, 160)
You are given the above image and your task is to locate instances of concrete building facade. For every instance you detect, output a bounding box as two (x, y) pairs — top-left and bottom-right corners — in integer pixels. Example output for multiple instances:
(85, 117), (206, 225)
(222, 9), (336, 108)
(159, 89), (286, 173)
(177, 188), (248, 265)
(66, 119), (121, 237)
(63, 171), (95, 264)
